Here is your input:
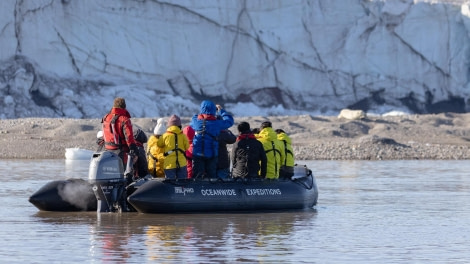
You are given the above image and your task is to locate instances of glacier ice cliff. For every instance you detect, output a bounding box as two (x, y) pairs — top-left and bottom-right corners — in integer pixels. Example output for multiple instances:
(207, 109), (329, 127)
(1, 0), (470, 118)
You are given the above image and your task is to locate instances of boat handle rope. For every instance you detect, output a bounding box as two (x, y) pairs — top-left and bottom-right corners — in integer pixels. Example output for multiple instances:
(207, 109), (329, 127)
(292, 170), (314, 190)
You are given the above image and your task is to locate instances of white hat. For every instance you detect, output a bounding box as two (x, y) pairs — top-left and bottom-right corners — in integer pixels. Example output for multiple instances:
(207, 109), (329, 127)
(96, 130), (103, 138)
(154, 118), (167, 135)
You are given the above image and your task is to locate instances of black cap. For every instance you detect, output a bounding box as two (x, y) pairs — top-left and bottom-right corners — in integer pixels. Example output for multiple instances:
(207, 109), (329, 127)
(238, 122), (251, 133)
(260, 121), (272, 129)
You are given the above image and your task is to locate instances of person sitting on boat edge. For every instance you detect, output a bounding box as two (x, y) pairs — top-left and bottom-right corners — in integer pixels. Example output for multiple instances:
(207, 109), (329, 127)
(257, 121), (285, 179)
(157, 115), (189, 179)
(101, 97), (139, 172)
(133, 126), (149, 180)
(182, 125), (195, 178)
(190, 100), (234, 179)
(216, 112), (237, 179)
(275, 129), (295, 179)
(147, 118), (166, 178)
(231, 121), (267, 179)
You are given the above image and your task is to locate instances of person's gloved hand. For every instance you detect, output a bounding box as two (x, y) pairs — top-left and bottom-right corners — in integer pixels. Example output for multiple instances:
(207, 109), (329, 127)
(126, 174), (133, 185)
(129, 143), (138, 156)
(96, 138), (104, 145)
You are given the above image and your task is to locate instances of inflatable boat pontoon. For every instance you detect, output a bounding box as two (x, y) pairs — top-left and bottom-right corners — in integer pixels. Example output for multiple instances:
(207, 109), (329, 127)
(29, 151), (318, 213)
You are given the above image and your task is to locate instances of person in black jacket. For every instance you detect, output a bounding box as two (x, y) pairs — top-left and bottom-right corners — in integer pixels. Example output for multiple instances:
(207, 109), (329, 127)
(132, 126), (149, 180)
(231, 122), (267, 179)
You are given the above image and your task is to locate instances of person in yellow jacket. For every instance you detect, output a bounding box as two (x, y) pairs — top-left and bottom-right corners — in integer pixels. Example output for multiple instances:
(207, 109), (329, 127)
(147, 118), (166, 178)
(276, 129), (295, 179)
(157, 115), (189, 179)
(256, 121), (285, 179)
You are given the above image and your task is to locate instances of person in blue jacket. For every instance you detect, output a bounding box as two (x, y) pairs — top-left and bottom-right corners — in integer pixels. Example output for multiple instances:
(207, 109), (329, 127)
(190, 100), (234, 179)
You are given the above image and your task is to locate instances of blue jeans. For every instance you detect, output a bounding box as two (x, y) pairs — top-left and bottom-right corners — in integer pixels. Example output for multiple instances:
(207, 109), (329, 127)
(216, 168), (231, 179)
(192, 156), (217, 179)
(164, 166), (188, 179)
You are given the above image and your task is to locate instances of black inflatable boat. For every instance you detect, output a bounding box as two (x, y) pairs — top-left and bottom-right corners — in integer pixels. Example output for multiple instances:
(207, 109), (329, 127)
(29, 178), (97, 212)
(29, 151), (318, 213)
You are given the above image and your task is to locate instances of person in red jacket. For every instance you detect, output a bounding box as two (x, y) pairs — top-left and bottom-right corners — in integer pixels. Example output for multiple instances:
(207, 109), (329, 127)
(183, 125), (195, 178)
(101, 97), (138, 179)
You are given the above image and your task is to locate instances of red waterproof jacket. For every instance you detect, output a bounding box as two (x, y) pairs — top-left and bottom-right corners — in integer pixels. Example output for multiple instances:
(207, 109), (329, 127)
(183, 126), (195, 178)
(102, 107), (136, 153)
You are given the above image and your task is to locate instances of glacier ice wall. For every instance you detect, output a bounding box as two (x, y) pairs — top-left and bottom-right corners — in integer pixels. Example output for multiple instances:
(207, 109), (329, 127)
(1, 0), (470, 118)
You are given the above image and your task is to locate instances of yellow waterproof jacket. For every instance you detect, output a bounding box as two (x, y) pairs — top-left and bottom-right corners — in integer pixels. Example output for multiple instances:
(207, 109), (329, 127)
(277, 132), (295, 167)
(257, 127), (285, 179)
(157, 126), (189, 170)
(147, 135), (165, 177)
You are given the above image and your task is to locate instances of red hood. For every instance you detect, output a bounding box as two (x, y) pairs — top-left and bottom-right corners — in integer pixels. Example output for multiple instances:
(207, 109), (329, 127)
(110, 107), (131, 118)
(237, 133), (256, 141)
(197, 114), (216, 120)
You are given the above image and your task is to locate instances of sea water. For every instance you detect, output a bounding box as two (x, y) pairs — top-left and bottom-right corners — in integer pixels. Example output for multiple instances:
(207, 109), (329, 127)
(0, 159), (469, 263)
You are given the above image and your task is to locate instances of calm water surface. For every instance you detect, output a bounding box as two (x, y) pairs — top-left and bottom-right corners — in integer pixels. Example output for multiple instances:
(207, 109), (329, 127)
(1, 159), (469, 263)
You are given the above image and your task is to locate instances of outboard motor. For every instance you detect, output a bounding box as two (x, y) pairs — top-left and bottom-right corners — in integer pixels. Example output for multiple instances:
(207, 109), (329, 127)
(291, 164), (315, 190)
(88, 151), (127, 212)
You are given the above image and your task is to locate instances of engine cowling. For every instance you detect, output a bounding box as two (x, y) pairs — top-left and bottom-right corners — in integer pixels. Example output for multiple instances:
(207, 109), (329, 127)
(88, 151), (126, 212)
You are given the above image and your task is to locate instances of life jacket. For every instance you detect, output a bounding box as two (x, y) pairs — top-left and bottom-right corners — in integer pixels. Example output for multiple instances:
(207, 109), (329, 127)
(102, 113), (123, 150)
(281, 140), (294, 166)
(237, 133), (257, 176)
(147, 147), (163, 177)
(164, 132), (187, 168)
(148, 150), (158, 176)
(194, 115), (218, 157)
(101, 108), (134, 151)
(265, 141), (282, 178)
(146, 135), (164, 178)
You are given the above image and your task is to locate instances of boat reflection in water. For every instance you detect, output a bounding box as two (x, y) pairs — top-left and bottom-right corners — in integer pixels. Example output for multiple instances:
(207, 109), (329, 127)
(144, 212), (317, 262)
(32, 210), (317, 262)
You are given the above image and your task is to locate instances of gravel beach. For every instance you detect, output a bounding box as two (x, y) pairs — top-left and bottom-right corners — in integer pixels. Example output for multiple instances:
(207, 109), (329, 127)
(1, 113), (470, 160)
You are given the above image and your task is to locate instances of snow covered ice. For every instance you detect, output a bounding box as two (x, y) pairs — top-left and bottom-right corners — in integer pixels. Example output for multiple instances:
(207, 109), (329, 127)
(1, 0), (470, 119)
